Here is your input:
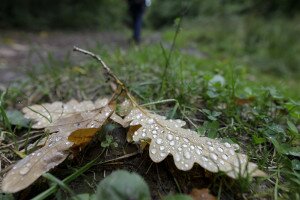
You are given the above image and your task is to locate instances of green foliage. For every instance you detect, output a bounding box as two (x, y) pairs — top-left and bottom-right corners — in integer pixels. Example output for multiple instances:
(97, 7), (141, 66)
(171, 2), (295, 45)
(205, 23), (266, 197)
(95, 170), (151, 200)
(100, 135), (118, 148)
(73, 170), (195, 200)
(0, 193), (14, 200)
(163, 194), (193, 200)
(147, 0), (300, 28)
(1, 0), (299, 29)
(6, 110), (31, 128)
(0, 0), (126, 29)
(162, 15), (300, 78)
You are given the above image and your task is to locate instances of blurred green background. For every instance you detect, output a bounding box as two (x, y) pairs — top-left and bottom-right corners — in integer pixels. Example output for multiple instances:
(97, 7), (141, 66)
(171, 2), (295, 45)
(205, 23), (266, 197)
(1, 0), (300, 78)
(1, 0), (300, 29)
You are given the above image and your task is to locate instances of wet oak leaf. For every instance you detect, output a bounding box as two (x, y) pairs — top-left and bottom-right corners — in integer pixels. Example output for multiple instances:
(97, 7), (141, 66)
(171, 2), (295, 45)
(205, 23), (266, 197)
(2, 104), (114, 193)
(124, 108), (266, 179)
(22, 98), (109, 128)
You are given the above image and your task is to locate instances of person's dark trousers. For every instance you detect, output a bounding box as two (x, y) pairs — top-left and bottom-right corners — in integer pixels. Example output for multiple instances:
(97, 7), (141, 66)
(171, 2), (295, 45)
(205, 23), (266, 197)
(132, 11), (143, 43)
(129, 3), (145, 44)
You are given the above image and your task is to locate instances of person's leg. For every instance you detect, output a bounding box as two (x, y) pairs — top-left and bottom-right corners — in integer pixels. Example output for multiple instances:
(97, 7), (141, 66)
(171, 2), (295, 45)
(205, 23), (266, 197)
(133, 13), (142, 43)
(133, 10), (143, 43)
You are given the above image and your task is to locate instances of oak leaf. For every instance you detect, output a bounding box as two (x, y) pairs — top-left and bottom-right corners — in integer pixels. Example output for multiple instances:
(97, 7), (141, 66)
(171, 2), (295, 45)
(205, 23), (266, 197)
(2, 100), (114, 193)
(124, 108), (266, 179)
(22, 98), (109, 128)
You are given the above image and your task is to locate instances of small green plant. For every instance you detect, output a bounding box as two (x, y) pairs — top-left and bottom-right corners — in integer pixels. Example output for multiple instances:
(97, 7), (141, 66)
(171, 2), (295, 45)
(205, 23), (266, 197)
(101, 135), (118, 148)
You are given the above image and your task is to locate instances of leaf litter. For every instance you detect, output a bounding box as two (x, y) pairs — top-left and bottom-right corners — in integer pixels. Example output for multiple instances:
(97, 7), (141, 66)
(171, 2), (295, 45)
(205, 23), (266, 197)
(1, 47), (266, 194)
(2, 99), (114, 193)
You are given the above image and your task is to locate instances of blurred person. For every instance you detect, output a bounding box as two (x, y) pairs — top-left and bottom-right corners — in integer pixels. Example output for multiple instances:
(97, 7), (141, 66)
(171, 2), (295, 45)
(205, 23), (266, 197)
(127, 0), (151, 44)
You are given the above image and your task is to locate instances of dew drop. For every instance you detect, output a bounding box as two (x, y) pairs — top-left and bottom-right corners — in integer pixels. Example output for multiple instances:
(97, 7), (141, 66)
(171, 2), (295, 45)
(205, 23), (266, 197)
(184, 151), (191, 159)
(190, 145), (195, 150)
(184, 164), (189, 168)
(229, 149), (235, 155)
(151, 148), (157, 154)
(167, 134), (173, 141)
(233, 144), (239, 150)
(220, 160), (225, 165)
(196, 149), (202, 155)
(148, 118), (154, 124)
(178, 147), (182, 151)
(152, 130), (157, 134)
(222, 154), (228, 160)
(217, 147), (224, 152)
(160, 146), (165, 151)
(19, 167), (30, 175)
(37, 152), (41, 156)
(224, 142), (231, 148)
(156, 138), (163, 144)
(210, 153), (218, 161)
(207, 141), (212, 146)
(142, 133), (146, 137)
(170, 141), (175, 146)
(182, 144), (188, 148)
(175, 137), (179, 140)
(183, 138), (189, 143)
(153, 135), (157, 138)
(203, 157), (208, 162)
(46, 163), (57, 171)
(160, 152), (167, 157)
(208, 146), (214, 151)
(174, 153), (181, 162)
(90, 123), (96, 128)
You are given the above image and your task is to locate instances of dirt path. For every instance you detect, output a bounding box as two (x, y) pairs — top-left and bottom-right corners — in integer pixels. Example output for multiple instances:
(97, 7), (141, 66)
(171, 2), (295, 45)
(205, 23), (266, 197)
(0, 30), (206, 88)
(0, 30), (161, 87)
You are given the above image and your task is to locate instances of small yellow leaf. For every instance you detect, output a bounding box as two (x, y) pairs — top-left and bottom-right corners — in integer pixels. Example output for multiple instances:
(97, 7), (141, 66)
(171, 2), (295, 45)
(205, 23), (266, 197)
(190, 188), (216, 200)
(72, 66), (87, 75)
(68, 128), (99, 146)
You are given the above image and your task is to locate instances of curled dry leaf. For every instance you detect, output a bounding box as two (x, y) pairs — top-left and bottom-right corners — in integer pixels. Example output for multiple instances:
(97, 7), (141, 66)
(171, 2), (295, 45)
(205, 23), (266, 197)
(2, 100), (114, 193)
(22, 98), (109, 128)
(124, 108), (266, 179)
(189, 188), (216, 200)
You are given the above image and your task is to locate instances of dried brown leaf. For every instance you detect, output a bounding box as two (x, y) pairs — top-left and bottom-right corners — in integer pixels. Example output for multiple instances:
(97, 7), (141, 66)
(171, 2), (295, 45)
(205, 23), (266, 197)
(2, 103), (113, 193)
(124, 108), (266, 179)
(190, 188), (216, 200)
(22, 98), (109, 129)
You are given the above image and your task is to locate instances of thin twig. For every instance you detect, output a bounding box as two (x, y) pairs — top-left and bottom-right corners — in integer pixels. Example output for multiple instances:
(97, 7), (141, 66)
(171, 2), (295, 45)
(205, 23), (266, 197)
(73, 46), (124, 89)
